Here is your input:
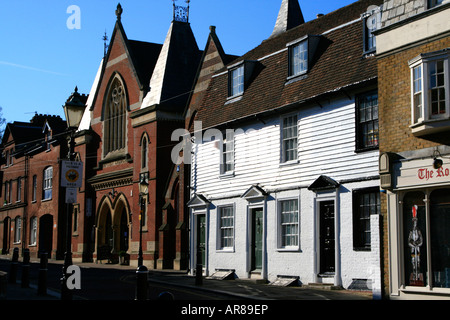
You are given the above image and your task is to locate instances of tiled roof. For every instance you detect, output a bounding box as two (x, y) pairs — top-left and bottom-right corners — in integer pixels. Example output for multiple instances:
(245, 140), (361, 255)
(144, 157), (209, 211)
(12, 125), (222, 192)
(195, 0), (383, 130)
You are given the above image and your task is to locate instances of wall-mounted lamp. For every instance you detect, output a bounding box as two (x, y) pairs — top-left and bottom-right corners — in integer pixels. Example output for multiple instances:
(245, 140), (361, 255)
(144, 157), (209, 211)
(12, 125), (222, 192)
(433, 149), (444, 169)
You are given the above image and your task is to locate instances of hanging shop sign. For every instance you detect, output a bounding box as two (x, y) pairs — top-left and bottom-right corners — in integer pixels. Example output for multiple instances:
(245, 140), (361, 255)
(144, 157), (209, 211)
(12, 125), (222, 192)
(61, 160), (83, 188)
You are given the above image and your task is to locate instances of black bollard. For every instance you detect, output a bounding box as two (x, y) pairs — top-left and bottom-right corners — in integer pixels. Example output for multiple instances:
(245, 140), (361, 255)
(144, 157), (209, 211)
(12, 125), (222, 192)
(9, 248), (19, 284)
(37, 252), (48, 296)
(21, 249), (30, 288)
(135, 265), (148, 301)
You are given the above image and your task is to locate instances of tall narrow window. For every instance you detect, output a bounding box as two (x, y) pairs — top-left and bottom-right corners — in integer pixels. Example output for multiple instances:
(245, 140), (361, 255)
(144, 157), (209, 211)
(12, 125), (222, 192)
(356, 92), (379, 150)
(279, 199), (299, 248)
(141, 136), (148, 169)
(43, 167), (53, 200)
(16, 178), (21, 202)
(14, 216), (21, 243)
(30, 217), (37, 245)
(32, 175), (37, 201)
(218, 206), (234, 250)
(229, 65), (244, 97)
(413, 65), (423, 123)
(281, 115), (298, 163)
(221, 130), (234, 174)
(104, 77), (127, 156)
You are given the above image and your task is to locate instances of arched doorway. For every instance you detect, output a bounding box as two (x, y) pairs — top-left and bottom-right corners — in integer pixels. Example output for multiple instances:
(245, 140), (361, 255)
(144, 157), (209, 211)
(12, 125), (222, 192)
(2, 217), (11, 254)
(96, 194), (130, 263)
(39, 214), (53, 258)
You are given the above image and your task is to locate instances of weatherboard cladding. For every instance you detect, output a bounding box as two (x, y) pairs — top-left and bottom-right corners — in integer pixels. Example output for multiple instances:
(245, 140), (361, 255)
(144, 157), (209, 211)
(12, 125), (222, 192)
(196, 0), (382, 130)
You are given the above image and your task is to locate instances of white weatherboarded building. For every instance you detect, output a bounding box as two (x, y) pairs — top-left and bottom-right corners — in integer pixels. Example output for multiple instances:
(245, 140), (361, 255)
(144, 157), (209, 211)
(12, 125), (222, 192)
(186, 0), (384, 296)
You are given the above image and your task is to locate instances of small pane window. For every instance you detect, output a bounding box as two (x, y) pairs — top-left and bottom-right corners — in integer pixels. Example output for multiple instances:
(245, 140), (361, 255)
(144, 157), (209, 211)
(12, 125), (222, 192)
(282, 115), (298, 162)
(230, 66), (244, 97)
(357, 92), (379, 150)
(219, 206), (234, 249)
(14, 216), (21, 243)
(279, 199), (299, 248)
(289, 41), (308, 76)
(43, 167), (53, 200)
(221, 131), (234, 174)
(353, 188), (380, 249)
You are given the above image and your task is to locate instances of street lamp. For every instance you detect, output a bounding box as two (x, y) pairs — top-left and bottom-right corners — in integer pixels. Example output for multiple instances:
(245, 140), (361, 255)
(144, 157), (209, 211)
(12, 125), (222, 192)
(60, 86), (85, 300)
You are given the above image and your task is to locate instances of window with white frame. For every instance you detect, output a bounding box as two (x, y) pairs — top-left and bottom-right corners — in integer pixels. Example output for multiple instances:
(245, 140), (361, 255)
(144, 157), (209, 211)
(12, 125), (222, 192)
(221, 130), (234, 174)
(409, 50), (450, 133)
(281, 115), (298, 163)
(218, 206), (234, 249)
(362, 6), (381, 54)
(289, 40), (308, 77)
(14, 216), (21, 243)
(229, 65), (244, 97)
(30, 217), (37, 245)
(279, 199), (299, 248)
(43, 166), (53, 200)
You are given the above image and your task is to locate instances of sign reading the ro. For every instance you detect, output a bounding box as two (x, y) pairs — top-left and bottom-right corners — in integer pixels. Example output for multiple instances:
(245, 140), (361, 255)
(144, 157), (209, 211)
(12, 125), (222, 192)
(66, 265), (81, 290)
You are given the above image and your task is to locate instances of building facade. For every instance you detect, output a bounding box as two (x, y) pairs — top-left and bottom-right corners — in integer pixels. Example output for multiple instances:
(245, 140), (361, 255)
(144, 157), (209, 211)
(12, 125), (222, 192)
(376, 0), (450, 299)
(0, 113), (70, 260)
(184, 0), (384, 295)
(73, 4), (202, 269)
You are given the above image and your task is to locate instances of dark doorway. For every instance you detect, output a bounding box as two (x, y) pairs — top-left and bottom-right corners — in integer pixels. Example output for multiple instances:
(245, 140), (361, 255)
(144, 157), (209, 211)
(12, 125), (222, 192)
(319, 201), (335, 275)
(39, 214), (53, 258)
(196, 214), (206, 269)
(251, 208), (263, 272)
(2, 217), (11, 254)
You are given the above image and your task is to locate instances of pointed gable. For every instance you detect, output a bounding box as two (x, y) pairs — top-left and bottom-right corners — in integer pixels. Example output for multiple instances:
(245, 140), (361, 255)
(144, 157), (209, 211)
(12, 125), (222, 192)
(185, 26), (238, 129)
(141, 21), (202, 112)
(270, 0), (305, 39)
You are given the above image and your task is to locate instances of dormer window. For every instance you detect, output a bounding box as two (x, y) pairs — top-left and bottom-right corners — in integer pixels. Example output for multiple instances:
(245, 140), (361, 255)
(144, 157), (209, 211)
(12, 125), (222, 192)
(227, 61), (258, 99)
(428, 0), (447, 9)
(362, 6), (381, 54)
(229, 65), (244, 97)
(289, 39), (308, 77)
(287, 35), (320, 80)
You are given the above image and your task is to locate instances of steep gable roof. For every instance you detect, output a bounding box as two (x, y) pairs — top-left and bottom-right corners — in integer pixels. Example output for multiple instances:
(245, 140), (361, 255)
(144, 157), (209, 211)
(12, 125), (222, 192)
(270, 0), (305, 39)
(141, 20), (202, 112)
(195, 0), (383, 130)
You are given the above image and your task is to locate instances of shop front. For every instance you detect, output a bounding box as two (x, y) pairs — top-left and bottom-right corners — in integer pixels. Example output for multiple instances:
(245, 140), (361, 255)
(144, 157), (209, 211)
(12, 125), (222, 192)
(381, 152), (450, 299)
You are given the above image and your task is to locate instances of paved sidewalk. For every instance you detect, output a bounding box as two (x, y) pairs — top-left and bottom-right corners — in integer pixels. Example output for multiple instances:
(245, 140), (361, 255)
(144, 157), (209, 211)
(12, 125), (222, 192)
(0, 258), (373, 301)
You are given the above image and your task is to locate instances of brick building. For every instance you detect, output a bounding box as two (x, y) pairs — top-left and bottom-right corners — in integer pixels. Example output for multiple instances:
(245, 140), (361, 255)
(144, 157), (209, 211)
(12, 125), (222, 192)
(0, 113), (71, 260)
(73, 3), (202, 268)
(376, 0), (450, 299)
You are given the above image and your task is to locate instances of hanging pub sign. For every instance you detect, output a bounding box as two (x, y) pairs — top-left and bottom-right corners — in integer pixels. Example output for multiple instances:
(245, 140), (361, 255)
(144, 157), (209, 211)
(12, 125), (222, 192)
(61, 160), (83, 188)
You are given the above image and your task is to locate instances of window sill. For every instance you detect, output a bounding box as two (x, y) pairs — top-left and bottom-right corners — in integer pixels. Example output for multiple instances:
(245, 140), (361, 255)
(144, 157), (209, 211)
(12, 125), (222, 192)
(411, 118), (450, 136)
(279, 159), (299, 167)
(277, 247), (300, 252)
(285, 73), (307, 85)
(216, 248), (235, 253)
(225, 95), (243, 105)
(219, 172), (235, 179)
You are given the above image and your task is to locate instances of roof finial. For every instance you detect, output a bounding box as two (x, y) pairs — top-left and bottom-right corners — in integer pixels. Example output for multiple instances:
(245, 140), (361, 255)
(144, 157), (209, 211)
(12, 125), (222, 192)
(172, 0), (190, 23)
(116, 3), (123, 21)
(103, 31), (109, 57)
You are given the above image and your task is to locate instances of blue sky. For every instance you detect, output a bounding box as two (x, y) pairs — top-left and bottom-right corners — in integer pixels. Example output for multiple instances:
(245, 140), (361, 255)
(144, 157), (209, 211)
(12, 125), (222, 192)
(0, 0), (355, 125)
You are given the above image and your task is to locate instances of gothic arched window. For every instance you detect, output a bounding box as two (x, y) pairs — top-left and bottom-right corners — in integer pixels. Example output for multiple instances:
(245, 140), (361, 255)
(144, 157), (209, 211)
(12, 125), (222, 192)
(104, 76), (127, 156)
